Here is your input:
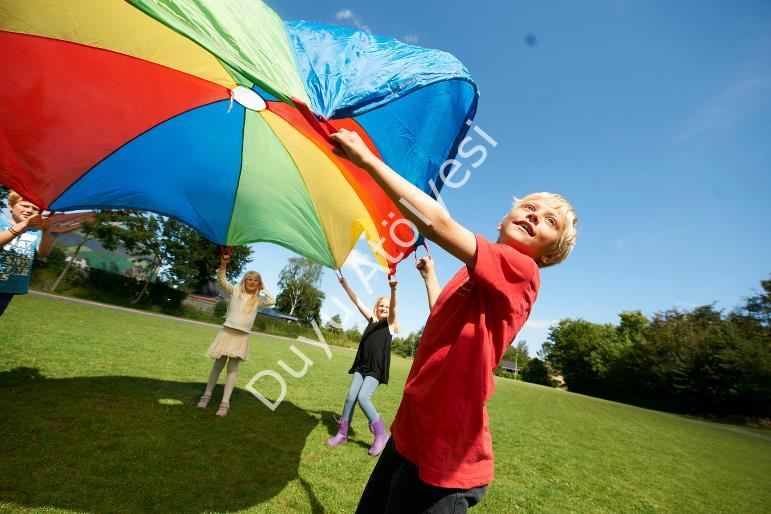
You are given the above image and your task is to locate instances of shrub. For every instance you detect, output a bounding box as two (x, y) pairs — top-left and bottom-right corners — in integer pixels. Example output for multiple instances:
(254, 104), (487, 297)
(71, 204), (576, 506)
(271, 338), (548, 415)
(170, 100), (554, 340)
(494, 368), (518, 380)
(522, 358), (557, 387)
(37, 246), (66, 272)
(214, 300), (228, 318)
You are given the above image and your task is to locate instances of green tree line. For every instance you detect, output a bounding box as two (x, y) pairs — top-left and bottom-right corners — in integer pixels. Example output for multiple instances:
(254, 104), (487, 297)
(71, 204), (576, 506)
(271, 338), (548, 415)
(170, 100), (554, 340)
(541, 277), (770, 417)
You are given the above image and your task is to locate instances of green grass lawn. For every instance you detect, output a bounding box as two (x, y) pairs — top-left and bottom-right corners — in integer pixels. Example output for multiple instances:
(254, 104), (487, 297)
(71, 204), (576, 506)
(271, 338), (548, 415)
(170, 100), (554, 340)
(1, 295), (769, 513)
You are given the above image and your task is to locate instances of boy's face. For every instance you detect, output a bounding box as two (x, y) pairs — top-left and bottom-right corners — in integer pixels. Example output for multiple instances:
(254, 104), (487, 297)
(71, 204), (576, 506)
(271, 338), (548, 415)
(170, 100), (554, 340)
(10, 200), (40, 223)
(497, 199), (563, 264)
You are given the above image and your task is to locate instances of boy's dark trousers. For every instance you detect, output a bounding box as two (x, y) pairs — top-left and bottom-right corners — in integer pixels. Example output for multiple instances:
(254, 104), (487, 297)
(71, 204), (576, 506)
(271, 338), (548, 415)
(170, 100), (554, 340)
(356, 438), (488, 514)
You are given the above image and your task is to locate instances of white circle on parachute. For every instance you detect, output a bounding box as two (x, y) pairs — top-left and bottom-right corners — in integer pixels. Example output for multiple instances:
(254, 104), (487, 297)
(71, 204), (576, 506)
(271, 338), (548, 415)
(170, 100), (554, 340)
(232, 86), (266, 111)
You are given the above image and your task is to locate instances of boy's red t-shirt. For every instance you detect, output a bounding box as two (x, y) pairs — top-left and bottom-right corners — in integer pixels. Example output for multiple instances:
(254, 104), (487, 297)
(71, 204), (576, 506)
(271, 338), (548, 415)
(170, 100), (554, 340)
(390, 234), (540, 489)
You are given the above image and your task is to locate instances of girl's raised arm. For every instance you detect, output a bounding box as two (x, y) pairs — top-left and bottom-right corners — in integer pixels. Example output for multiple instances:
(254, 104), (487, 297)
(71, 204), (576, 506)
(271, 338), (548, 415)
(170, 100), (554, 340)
(259, 285), (275, 307)
(217, 255), (235, 295)
(388, 278), (398, 329)
(416, 256), (441, 311)
(339, 275), (374, 321)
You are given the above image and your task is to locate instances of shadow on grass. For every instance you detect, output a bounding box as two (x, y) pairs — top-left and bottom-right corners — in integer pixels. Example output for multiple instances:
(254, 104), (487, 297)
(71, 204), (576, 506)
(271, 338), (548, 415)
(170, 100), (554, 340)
(0, 367), (325, 513)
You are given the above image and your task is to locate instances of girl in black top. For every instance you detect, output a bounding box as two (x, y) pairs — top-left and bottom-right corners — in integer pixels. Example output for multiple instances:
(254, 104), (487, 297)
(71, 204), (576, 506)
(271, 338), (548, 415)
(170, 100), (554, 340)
(326, 275), (400, 456)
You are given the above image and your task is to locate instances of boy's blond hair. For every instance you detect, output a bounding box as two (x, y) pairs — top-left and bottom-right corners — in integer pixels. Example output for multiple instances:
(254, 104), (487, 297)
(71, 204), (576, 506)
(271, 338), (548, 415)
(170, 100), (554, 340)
(512, 192), (577, 267)
(7, 190), (22, 208)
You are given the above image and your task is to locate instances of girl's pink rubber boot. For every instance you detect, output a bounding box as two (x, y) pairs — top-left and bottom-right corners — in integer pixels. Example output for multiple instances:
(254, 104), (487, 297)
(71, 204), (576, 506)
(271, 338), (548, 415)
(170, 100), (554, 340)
(368, 417), (388, 456)
(326, 416), (349, 446)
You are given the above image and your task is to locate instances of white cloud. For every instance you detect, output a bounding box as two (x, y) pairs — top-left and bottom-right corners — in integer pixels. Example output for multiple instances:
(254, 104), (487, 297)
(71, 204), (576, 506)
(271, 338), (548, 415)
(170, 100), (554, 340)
(335, 9), (354, 20)
(674, 74), (771, 144)
(334, 8), (371, 32)
(524, 319), (559, 330)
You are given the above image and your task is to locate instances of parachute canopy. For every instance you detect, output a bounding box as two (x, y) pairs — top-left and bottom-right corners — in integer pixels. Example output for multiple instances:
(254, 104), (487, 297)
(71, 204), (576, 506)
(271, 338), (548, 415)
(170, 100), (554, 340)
(0, 0), (478, 273)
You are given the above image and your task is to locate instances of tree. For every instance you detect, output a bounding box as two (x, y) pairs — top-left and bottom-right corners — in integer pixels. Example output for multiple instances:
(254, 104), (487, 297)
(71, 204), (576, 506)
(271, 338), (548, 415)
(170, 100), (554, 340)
(503, 340), (529, 375)
(99, 212), (177, 305)
(726, 277), (771, 416)
(51, 210), (163, 301)
(732, 276), (771, 329)
(345, 326), (363, 343)
(325, 314), (344, 334)
(0, 184), (8, 205)
(542, 318), (616, 394)
(49, 211), (128, 293)
(118, 213), (164, 304)
(275, 257), (325, 325)
(521, 358), (554, 386)
(392, 328), (423, 358)
(160, 219), (250, 293)
(540, 279), (771, 418)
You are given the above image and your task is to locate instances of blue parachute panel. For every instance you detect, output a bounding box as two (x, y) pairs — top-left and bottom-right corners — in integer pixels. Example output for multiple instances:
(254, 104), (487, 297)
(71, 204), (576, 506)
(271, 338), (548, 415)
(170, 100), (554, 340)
(285, 20), (478, 120)
(51, 100), (244, 244)
(354, 79), (478, 196)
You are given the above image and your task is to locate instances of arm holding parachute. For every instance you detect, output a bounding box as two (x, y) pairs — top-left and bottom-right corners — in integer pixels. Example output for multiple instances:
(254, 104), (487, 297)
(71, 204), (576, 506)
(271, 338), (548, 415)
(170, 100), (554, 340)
(217, 254), (235, 295)
(416, 256), (441, 311)
(330, 129), (478, 267)
(338, 274), (375, 322)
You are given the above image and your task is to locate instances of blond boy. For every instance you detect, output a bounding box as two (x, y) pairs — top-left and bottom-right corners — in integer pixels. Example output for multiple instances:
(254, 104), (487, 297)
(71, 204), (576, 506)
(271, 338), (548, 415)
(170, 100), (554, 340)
(331, 129), (577, 513)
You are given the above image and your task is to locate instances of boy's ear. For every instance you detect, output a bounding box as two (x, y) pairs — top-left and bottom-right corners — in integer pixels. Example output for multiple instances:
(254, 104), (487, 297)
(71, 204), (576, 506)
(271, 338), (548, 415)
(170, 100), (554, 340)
(539, 249), (559, 267)
(497, 213), (508, 232)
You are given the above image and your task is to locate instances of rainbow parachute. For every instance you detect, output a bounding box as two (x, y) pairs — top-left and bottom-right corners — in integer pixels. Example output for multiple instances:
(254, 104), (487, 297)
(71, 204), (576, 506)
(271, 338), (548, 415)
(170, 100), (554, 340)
(0, 0), (478, 273)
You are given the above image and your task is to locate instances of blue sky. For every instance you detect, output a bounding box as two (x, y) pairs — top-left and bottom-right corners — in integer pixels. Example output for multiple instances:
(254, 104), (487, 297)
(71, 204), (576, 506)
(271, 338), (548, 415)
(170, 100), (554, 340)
(243, 0), (771, 355)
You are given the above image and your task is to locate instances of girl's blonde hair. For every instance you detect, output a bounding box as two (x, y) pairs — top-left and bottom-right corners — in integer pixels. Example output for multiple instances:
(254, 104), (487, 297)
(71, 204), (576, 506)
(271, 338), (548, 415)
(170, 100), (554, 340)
(372, 295), (401, 334)
(512, 192), (578, 267)
(239, 271), (264, 312)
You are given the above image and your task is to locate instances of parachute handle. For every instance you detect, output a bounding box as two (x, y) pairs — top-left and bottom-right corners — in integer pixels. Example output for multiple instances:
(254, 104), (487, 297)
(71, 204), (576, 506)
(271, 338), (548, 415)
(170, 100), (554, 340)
(291, 97), (340, 147)
(413, 242), (432, 265)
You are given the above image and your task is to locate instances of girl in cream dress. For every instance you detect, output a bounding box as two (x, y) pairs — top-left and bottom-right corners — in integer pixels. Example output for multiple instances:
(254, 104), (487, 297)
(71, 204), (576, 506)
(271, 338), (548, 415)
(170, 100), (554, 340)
(197, 254), (274, 417)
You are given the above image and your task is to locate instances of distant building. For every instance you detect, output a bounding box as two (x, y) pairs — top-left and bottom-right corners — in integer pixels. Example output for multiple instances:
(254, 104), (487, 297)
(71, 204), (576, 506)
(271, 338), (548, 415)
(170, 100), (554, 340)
(183, 294), (218, 313)
(64, 255), (89, 269)
(259, 307), (299, 323)
(182, 293), (299, 323)
(54, 231), (137, 274)
(500, 360), (517, 373)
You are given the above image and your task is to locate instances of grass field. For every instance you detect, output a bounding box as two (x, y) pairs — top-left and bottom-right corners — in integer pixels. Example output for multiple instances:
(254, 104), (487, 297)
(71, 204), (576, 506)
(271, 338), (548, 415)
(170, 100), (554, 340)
(1, 294), (769, 513)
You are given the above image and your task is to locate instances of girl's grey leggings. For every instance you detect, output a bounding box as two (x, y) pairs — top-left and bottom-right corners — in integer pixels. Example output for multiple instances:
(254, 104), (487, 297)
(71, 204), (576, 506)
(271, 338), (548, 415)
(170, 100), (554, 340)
(342, 372), (380, 423)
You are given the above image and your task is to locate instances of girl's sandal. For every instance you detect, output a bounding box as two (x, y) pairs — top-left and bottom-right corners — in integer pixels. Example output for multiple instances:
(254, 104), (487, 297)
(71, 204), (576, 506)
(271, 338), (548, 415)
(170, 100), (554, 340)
(197, 394), (211, 409)
(215, 402), (230, 417)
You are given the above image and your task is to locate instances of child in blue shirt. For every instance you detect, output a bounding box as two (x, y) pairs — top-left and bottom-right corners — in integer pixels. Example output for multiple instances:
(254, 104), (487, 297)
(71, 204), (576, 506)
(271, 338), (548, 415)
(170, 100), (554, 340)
(0, 191), (53, 316)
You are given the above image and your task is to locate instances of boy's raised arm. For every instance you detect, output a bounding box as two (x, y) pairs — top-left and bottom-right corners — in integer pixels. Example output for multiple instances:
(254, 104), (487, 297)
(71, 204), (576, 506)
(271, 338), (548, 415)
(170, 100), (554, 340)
(331, 129), (478, 266)
(37, 218), (52, 257)
(1, 214), (40, 247)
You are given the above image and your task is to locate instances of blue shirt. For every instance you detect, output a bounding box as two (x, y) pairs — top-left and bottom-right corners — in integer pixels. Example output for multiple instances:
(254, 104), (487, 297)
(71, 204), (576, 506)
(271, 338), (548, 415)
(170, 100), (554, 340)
(0, 217), (41, 294)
